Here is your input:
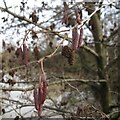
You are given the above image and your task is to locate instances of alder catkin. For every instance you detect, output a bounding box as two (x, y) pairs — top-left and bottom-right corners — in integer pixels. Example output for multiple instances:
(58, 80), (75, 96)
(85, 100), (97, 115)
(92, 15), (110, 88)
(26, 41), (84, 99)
(75, 8), (82, 24)
(72, 27), (79, 50)
(38, 75), (43, 106)
(41, 75), (47, 104)
(23, 43), (28, 65)
(64, 11), (68, 25)
(62, 2), (69, 26)
(19, 47), (23, 65)
(33, 74), (48, 119)
(33, 88), (39, 110)
(78, 28), (83, 48)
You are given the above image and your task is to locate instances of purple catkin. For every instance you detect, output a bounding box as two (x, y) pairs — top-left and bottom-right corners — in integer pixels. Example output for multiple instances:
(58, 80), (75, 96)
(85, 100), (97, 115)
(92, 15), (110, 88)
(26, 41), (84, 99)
(63, 9), (68, 25)
(38, 76), (43, 107)
(23, 43), (28, 65)
(75, 9), (81, 24)
(41, 75), (47, 104)
(72, 27), (79, 50)
(75, 8), (82, 25)
(33, 88), (39, 110)
(19, 47), (23, 65)
(33, 75), (47, 119)
(78, 28), (83, 48)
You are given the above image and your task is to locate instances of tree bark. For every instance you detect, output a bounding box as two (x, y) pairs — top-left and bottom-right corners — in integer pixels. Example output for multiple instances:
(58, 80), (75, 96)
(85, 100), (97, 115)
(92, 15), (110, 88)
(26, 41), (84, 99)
(86, 3), (110, 113)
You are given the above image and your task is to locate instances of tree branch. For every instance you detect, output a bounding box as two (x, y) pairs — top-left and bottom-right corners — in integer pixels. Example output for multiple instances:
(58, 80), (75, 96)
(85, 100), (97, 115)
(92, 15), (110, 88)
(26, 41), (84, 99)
(0, 79), (106, 91)
(104, 57), (118, 72)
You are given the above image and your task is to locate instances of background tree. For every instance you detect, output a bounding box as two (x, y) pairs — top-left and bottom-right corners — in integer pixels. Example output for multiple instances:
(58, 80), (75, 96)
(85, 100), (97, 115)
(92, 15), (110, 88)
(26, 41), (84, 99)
(0, 0), (120, 119)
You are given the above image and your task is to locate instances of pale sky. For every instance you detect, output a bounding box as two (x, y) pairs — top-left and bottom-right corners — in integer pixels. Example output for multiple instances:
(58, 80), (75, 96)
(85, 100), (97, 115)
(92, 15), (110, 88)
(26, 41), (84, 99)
(0, 0), (117, 52)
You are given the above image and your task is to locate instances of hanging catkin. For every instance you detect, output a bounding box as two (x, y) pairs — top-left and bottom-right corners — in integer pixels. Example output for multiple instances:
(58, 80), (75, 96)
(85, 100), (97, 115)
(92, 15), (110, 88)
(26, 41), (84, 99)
(33, 74), (47, 119)
(78, 28), (83, 48)
(62, 2), (69, 26)
(23, 43), (28, 65)
(19, 47), (23, 65)
(72, 26), (79, 50)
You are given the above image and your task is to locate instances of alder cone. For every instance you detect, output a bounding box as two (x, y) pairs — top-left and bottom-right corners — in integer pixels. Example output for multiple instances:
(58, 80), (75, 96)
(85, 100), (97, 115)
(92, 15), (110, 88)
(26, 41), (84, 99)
(62, 46), (72, 58)
(62, 46), (75, 65)
(68, 50), (75, 65)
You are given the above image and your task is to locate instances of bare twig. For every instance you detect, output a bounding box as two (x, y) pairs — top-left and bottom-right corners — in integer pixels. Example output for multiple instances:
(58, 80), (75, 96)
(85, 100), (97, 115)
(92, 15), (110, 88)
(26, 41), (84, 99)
(91, 105), (110, 119)
(0, 79), (106, 91)
(3, 0), (7, 9)
(37, 34), (66, 63)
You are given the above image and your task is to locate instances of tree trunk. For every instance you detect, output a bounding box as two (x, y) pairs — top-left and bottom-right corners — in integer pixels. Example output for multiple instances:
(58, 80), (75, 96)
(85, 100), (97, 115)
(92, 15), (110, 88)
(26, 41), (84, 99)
(86, 3), (110, 113)
(117, 26), (120, 112)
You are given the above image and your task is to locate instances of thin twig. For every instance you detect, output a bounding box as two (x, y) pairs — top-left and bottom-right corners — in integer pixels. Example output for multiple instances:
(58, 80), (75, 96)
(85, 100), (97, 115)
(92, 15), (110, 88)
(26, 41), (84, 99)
(37, 34), (66, 63)
(0, 79), (106, 91)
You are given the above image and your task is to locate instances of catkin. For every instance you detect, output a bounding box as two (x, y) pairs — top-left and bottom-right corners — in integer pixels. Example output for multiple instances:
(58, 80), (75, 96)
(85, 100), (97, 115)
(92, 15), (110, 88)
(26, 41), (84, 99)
(23, 43), (28, 65)
(19, 47), (23, 65)
(72, 27), (79, 50)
